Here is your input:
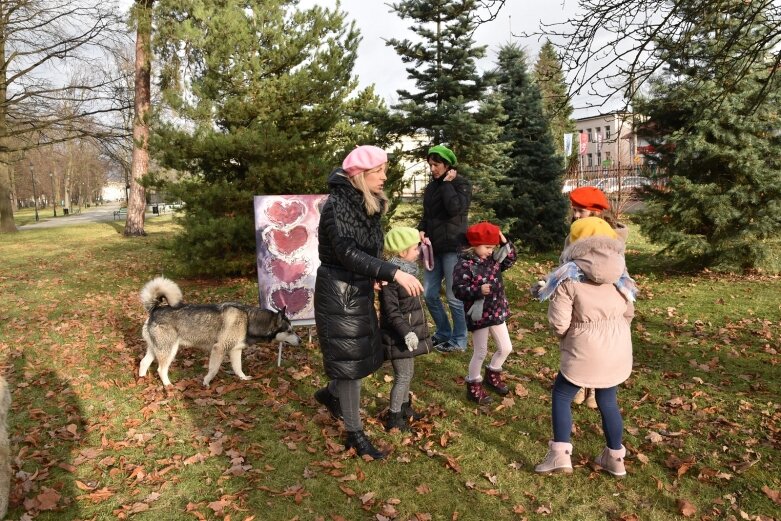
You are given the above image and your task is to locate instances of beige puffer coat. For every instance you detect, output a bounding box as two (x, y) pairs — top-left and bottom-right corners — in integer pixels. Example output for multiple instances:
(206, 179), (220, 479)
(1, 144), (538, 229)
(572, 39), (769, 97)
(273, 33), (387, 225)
(548, 235), (634, 389)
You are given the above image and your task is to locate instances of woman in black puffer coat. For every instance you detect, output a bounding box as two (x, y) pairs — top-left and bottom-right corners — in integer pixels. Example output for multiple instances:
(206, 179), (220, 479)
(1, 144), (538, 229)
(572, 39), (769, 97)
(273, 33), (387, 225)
(313, 145), (423, 460)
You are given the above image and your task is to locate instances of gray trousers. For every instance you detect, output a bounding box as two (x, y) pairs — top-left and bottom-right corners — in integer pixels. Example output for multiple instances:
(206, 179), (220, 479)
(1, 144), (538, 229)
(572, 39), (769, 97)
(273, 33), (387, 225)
(389, 358), (415, 413)
(328, 379), (363, 432)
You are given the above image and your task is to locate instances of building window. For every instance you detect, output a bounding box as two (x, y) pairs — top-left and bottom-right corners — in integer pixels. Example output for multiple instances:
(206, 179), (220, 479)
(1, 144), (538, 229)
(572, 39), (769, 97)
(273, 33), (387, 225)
(605, 125), (611, 139)
(587, 153), (593, 167)
(596, 127), (601, 139)
(597, 152), (601, 166)
(587, 128), (592, 142)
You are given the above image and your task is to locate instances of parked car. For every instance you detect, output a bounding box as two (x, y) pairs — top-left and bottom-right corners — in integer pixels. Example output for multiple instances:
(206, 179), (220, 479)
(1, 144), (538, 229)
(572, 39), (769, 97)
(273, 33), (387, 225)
(562, 178), (588, 193)
(590, 176), (652, 195)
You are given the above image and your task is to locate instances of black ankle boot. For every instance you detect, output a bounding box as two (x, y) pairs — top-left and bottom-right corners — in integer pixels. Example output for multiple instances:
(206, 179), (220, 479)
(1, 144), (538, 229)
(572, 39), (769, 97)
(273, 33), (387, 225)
(401, 393), (423, 421)
(314, 387), (342, 420)
(345, 431), (385, 460)
(384, 411), (410, 432)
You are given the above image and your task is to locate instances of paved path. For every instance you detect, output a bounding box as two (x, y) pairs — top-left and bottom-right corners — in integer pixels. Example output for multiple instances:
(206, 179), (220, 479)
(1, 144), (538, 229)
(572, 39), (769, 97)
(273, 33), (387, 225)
(18, 203), (163, 230)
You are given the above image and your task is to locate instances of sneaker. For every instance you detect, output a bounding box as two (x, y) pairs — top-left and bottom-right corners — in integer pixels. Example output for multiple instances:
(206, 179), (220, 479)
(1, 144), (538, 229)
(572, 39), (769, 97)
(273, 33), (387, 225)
(433, 339), (455, 353)
(449, 341), (467, 352)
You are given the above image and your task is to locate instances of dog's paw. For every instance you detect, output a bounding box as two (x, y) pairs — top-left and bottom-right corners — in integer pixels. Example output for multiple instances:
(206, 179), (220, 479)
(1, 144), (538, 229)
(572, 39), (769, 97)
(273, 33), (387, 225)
(239, 375), (252, 381)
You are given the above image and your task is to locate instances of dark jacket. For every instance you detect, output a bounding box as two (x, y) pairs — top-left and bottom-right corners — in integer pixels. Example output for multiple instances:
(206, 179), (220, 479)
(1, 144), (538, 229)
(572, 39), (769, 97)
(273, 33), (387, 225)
(315, 169), (398, 380)
(417, 175), (472, 254)
(379, 277), (433, 360)
(452, 241), (517, 331)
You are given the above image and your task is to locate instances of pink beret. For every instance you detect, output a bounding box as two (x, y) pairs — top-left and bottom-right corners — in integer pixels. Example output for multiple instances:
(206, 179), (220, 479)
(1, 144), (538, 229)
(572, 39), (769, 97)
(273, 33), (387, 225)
(342, 145), (388, 177)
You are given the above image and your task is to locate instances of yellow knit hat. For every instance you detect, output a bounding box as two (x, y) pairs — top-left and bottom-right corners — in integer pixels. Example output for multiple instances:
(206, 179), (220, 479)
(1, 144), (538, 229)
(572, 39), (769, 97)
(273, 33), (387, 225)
(384, 226), (420, 253)
(569, 216), (618, 242)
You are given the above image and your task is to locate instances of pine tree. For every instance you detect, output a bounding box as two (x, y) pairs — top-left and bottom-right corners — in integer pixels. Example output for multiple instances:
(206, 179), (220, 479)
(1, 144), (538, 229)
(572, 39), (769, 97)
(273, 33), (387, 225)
(150, 1), (373, 275)
(493, 44), (569, 252)
(385, 0), (508, 213)
(636, 1), (781, 272)
(533, 40), (575, 160)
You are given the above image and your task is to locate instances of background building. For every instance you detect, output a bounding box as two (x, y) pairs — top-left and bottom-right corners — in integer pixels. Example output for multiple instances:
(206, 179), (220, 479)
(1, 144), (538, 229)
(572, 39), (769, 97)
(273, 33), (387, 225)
(573, 112), (649, 172)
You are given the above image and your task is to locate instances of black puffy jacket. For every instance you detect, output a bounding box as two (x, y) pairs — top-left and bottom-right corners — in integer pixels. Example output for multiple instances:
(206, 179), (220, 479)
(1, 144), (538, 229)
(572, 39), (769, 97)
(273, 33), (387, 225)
(417, 175), (472, 254)
(379, 278), (433, 360)
(315, 169), (398, 380)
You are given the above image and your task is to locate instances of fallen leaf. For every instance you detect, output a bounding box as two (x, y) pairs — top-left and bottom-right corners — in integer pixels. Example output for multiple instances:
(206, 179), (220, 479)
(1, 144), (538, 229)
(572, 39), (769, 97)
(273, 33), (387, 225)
(762, 485), (781, 505)
(677, 499), (696, 517)
(36, 487), (61, 511)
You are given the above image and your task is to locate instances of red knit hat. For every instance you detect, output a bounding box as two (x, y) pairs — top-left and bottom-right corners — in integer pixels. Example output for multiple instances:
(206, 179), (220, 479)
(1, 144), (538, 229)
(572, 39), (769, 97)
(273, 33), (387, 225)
(569, 186), (610, 212)
(466, 221), (501, 246)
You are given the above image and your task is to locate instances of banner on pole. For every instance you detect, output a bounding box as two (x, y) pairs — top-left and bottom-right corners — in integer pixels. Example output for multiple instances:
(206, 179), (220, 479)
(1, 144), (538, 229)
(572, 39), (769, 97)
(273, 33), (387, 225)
(563, 133), (573, 157)
(579, 132), (588, 155)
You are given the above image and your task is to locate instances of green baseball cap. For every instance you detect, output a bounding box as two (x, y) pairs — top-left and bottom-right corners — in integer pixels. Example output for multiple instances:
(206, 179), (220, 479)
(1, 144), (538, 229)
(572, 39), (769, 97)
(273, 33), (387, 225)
(427, 145), (457, 166)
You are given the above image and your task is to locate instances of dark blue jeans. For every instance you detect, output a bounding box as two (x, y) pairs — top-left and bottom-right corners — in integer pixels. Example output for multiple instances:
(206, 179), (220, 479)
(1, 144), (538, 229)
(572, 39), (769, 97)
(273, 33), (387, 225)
(552, 373), (623, 449)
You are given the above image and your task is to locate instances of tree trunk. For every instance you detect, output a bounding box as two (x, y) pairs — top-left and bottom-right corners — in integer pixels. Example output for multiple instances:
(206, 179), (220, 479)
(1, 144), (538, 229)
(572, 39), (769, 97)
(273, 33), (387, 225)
(0, 22), (16, 233)
(124, 0), (153, 237)
(0, 158), (15, 233)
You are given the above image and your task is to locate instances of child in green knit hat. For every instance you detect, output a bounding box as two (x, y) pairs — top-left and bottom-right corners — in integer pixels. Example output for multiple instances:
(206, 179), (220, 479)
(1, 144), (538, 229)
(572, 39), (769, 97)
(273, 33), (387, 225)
(379, 226), (433, 432)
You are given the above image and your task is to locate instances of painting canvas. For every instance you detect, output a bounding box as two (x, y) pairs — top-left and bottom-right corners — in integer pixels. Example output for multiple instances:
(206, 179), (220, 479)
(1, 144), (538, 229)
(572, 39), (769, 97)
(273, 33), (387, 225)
(254, 195), (327, 323)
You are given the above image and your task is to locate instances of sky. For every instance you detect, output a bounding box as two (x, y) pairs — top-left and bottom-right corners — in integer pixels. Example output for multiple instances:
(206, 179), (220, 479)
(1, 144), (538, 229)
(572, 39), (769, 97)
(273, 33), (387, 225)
(120, 0), (611, 116)
(299, 1), (614, 117)
(302, 0), (562, 106)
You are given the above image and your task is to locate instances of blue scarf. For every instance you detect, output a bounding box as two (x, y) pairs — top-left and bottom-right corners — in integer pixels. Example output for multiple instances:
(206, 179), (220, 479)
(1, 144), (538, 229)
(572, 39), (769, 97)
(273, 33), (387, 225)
(537, 261), (637, 303)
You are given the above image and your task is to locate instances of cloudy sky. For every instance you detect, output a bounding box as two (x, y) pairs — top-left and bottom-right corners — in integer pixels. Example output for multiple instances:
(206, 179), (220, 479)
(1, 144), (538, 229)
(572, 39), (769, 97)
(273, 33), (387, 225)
(304, 0), (565, 106)
(121, 1), (611, 115)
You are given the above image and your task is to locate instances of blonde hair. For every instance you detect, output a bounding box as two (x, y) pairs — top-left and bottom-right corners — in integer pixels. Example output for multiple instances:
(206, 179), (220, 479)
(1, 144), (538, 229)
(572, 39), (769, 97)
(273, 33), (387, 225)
(348, 167), (388, 216)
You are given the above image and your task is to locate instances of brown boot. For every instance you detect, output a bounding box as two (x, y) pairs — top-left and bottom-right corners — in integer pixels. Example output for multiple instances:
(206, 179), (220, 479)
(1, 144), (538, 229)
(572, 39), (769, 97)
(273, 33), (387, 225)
(466, 380), (493, 405)
(484, 367), (509, 395)
(594, 445), (627, 477)
(534, 441), (574, 474)
(585, 388), (598, 409)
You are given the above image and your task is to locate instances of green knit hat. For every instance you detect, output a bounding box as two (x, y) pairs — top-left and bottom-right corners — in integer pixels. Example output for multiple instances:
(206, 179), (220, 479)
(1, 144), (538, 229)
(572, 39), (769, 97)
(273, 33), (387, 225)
(427, 144), (457, 166)
(384, 226), (420, 253)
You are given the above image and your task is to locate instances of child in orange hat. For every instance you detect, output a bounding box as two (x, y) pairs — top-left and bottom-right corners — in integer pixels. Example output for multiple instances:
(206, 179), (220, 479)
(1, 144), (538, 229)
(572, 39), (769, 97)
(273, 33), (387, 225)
(452, 222), (517, 405)
(564, 186), (628, 407)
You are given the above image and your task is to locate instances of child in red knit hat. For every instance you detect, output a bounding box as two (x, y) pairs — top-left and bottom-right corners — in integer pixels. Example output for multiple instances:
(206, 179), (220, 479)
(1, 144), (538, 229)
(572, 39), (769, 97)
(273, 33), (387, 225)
(452, 222), (517, 404)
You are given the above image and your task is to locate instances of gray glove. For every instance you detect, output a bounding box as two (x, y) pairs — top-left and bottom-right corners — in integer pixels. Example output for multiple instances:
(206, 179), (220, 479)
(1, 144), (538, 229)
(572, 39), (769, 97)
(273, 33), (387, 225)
(529, 280), (545, 299)
(467, 298), (484, 321)
(493, 242), (511, 263)
(404, 332), (418, 351)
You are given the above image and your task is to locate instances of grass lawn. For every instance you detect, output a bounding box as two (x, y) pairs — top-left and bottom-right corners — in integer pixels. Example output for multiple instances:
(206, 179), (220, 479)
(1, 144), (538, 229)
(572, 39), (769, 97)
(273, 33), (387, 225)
(0, 216), (779, 520)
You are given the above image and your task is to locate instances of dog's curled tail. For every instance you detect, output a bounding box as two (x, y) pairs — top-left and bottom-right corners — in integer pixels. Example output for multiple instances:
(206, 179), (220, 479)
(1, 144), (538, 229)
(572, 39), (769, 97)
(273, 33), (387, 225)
(140, 277), (183, 311)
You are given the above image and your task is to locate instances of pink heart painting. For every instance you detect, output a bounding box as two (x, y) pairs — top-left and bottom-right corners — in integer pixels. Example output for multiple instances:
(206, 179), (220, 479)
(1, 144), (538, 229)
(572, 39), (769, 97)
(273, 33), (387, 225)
(271, 287), (311, 316)
(265, 199), (306, 227)
(267, 258), (309, 285)
(266, 226), (308, 256)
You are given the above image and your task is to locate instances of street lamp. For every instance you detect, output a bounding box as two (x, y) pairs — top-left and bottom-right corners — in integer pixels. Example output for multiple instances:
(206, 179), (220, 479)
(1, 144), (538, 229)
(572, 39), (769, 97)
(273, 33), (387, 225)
(49, 172), (57, 217)
(29, 164), (39, 222)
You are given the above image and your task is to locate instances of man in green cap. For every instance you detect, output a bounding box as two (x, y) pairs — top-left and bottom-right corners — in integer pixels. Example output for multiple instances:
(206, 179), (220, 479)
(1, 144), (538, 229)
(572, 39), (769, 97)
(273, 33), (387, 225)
(418, 144), (472, 353)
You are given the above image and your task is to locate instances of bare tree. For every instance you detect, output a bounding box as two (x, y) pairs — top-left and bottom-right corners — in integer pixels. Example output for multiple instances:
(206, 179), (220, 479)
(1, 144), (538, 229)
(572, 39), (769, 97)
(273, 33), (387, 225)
(521, 0), (781, 111)
(0, 0), (131, 233)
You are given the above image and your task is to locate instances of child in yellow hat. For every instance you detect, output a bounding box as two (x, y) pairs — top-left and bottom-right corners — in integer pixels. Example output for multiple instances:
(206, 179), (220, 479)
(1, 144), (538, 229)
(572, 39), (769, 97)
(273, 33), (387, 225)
(534, 217), (636, 477)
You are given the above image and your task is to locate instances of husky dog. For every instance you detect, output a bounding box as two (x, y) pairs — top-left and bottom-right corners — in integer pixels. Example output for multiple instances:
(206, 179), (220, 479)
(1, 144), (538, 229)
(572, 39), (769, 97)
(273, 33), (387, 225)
(138, 277), (300, 387)
(0, 376), (11, 519)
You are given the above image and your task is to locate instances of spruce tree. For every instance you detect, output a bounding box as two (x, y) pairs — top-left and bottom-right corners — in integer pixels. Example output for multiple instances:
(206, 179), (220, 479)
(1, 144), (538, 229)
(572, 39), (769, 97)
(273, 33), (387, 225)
(493, 44), (569, 252)
(636, 2), (781, 272)
(150, 1), (376, 275)
(385, 0), (508, 213)
(533, 40), (575, 160)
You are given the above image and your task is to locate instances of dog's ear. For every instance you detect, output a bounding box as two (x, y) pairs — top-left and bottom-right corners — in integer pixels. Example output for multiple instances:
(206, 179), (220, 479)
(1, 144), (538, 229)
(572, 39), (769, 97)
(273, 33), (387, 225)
(278, 306), (287, 317)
